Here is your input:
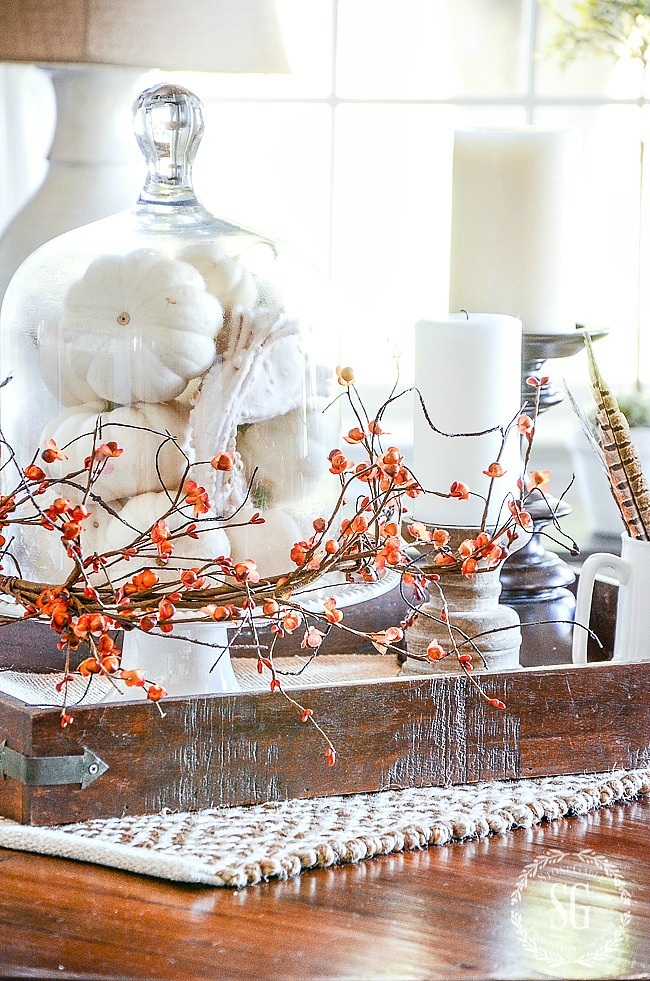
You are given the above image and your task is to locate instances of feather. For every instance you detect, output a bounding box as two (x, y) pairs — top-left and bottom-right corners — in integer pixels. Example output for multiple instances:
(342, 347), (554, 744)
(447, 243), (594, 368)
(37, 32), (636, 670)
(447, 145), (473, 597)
(582, 331), (650, 539)
(564, 382), (608, 473)
(565, 380), (632, 536)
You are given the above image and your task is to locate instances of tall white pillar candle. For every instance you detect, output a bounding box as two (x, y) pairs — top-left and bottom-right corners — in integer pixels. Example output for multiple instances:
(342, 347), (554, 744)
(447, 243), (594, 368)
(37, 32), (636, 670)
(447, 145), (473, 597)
(412, 313), (522, 528)
(449, 128), (578, 334)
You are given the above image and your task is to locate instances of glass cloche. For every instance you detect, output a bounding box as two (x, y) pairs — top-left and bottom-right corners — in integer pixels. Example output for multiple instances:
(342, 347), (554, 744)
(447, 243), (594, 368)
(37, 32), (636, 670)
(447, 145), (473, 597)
(0, 83), (337, 588)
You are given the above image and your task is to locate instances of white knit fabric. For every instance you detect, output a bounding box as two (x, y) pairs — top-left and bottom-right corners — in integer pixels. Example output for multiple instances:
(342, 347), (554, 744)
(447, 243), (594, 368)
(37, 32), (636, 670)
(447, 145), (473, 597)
(0, 769), (647, 889)
(0, 656), (403, 706)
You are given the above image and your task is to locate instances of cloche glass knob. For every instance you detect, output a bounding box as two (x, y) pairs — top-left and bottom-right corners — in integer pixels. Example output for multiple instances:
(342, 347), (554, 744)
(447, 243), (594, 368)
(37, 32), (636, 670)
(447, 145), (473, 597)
(132, 83), (204, 207)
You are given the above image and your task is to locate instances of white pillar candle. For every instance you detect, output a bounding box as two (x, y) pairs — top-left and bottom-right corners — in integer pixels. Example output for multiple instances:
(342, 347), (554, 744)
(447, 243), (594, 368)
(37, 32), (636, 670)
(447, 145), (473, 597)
(449, 128), (578, 335)
(412, 313), (522, 528)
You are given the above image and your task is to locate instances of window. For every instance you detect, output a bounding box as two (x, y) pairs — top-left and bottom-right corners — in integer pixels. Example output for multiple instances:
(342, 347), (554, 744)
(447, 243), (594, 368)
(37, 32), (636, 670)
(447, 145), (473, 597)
(1, 1), (645, 542)
(141, 0), (646, 404)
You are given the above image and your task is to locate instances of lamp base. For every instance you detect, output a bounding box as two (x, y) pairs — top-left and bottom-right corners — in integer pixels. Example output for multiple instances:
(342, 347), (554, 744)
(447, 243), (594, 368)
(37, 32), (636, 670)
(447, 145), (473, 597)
(0, 66), (142, 301)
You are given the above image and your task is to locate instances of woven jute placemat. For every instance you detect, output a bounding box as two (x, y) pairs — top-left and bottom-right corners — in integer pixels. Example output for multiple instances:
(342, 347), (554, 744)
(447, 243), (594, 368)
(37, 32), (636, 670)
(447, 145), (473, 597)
(0, 769), (647, 889)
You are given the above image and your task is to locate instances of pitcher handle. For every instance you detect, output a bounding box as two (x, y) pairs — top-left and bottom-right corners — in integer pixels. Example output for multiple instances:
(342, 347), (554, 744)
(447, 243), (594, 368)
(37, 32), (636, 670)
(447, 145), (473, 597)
(572, 552), (630, 665)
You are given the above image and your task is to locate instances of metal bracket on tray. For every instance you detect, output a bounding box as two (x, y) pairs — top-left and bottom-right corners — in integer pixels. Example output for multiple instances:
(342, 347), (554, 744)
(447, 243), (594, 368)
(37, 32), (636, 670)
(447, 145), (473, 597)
(0, 740), (108, 789)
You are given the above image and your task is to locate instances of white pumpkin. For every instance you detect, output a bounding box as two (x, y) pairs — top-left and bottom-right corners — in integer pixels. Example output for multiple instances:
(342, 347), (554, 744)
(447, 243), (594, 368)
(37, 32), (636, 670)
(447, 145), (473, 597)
(84, 499), (124, 556)
(104, 491), (231, 583)
(17, 495), (121, 584)
(179, 243), (258, 313)
(236, 399), (331, 507)
(41, 249), (223, 405)
(226, 506), (301, 579)
(41, 401), (192, 503)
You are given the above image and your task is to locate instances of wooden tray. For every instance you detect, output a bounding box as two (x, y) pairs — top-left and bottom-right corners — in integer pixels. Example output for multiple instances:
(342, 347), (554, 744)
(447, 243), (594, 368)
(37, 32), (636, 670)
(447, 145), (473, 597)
(1, 581), (646, 827)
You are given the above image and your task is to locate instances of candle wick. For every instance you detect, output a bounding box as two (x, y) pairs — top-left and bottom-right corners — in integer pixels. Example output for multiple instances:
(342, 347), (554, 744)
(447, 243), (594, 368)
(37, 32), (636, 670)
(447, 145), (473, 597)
(460, 309), (469, 319)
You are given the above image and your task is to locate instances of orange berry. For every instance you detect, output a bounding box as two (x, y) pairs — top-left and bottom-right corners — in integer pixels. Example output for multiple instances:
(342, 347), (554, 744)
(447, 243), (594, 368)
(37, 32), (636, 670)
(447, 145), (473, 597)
(283, 612), (300, 633)
(120, 668), (145, 687)
(336, 365), (354, 386)
(426, 641), (446, 661)
(61, 521), (82, 541)
(100, 655), (121, 673)
(351, 514), (369, 534)
(158, 598), (175, 621)
(482, 462), (505, 479)
(210, 452), (234, 472)
(147, 684), (167, 702)
(449, 481), (470, 500)
(233, 559), (260, 583)
(290, 544), (306, 565)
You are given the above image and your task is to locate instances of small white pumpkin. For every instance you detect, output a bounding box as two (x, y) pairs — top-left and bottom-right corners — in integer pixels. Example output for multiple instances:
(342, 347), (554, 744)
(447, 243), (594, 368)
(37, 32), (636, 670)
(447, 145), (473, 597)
(41, 249), (223, 405)
(179, 243), (258, 313)
(84, 499), (124, 557)
(41, 400), (191, 503)
(226, 506), (301, 579)
(17, 495), (121, 584)
(236, 400), (332, 508)
(104, 490), (231, 583)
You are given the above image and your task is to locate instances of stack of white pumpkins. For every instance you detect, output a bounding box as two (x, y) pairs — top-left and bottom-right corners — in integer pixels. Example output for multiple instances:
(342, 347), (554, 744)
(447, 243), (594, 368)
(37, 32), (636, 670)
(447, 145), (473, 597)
(37, 242), (331, 585)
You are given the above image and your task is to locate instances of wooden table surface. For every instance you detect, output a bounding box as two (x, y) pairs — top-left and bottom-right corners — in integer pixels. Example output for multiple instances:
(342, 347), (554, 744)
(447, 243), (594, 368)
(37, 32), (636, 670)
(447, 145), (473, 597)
(1, 795), (648, 980)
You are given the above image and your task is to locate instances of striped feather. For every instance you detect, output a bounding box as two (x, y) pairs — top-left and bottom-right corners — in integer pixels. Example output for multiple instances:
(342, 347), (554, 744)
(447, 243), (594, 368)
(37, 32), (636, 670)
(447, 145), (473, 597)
(583, 332), (650, 539)
(565, 383), (609, 473)
(567, 381), (638, 535)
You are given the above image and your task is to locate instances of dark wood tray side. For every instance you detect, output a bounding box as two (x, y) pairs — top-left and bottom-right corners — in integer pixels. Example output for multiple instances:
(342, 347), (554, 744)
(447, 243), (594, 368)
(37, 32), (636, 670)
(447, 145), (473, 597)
(0, 690), (34, 823)
(1, 661), (649, 826)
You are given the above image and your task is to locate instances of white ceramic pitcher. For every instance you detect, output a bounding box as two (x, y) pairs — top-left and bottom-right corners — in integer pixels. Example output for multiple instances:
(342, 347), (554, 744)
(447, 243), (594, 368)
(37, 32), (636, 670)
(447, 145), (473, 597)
(572, 534), (650, 665)
(119, 621), (239, 698)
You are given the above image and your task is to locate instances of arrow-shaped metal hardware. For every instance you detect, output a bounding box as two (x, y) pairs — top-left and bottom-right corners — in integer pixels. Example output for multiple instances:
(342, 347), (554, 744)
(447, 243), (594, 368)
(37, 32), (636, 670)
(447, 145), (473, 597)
(0, 740), (108, 789)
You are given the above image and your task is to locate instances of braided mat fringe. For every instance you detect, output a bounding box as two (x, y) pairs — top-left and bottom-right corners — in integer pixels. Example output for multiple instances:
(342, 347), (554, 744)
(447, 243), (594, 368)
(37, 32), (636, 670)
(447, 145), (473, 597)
(1, 769), (648, 889)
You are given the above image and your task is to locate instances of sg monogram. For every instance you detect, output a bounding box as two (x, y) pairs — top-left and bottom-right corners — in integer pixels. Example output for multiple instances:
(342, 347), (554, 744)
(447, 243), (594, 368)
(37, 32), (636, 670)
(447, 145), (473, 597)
(549, 882), (591, 931)
(511, 850), (631, 976)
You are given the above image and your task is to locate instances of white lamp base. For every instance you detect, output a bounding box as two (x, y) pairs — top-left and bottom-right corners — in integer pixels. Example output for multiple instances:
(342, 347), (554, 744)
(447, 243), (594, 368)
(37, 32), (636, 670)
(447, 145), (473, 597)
(0, 65), (143, 300)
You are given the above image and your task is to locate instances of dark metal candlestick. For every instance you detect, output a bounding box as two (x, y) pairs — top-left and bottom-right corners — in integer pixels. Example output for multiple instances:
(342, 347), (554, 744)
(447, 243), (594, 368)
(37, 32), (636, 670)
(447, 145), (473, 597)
(519, 328), (608, 414)
(501, 327), (608, 601)
(500, 327), (607, 665)
(500, 490), (575, 601)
